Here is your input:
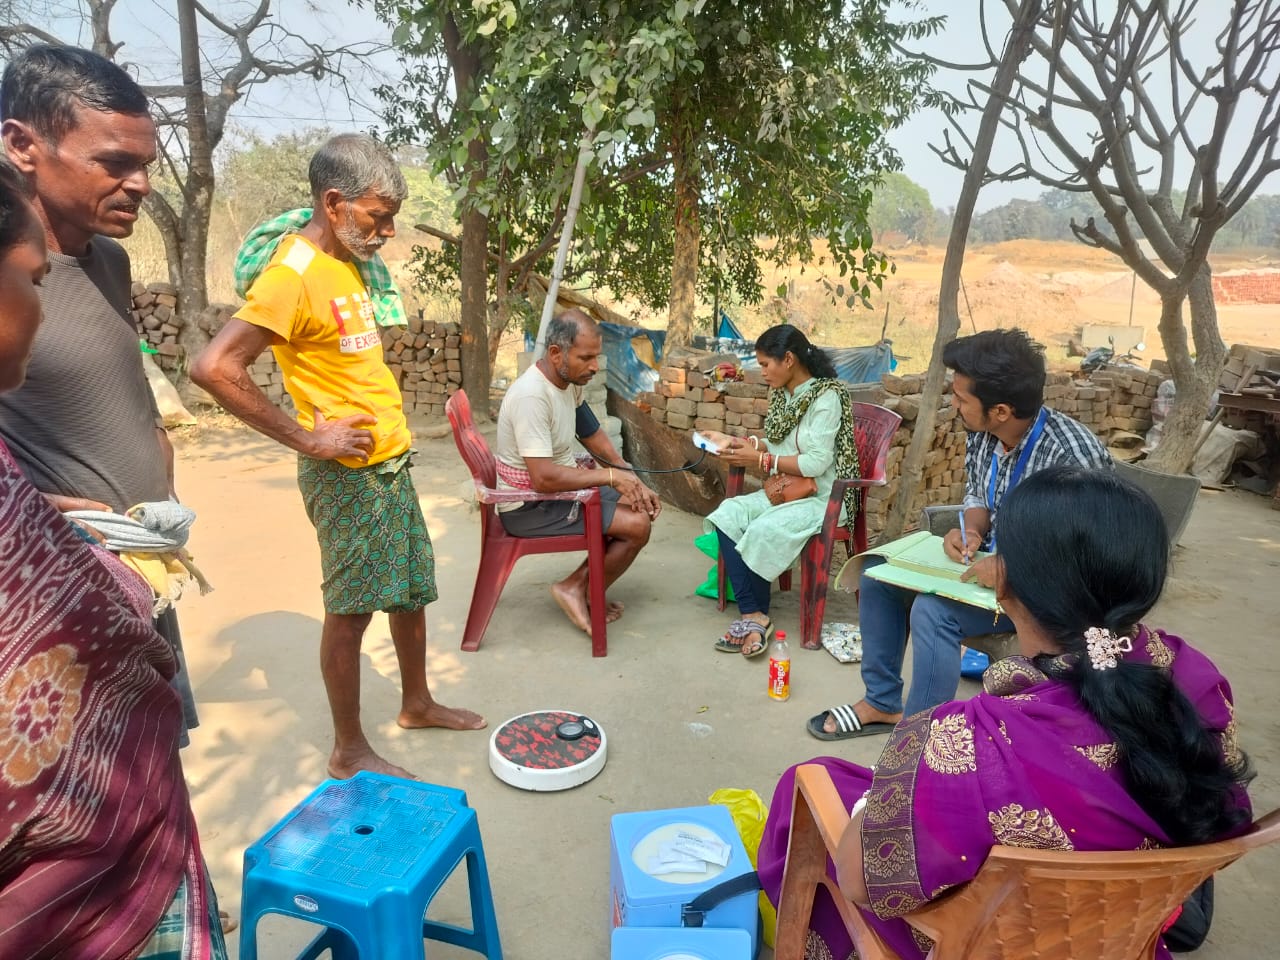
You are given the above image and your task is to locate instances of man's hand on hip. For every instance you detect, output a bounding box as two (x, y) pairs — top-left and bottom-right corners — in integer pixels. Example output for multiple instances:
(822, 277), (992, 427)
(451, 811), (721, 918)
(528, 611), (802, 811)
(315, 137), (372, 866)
(308, 411), (377, 462)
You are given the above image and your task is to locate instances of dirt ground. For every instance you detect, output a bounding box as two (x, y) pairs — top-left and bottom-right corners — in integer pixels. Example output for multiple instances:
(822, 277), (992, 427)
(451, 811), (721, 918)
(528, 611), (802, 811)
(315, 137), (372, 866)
(170, 418), (1280, 960)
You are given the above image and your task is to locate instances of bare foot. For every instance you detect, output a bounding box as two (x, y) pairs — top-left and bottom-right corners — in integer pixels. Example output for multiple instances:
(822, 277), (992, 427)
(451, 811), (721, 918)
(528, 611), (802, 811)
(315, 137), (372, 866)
(550, 580), (592, 633)
(327, 746), (418, 780)
(589, 598), (625, 623)
(218, 910), (238, 936)
(823, 699), (902, 735)
(398, 698), (487, 731)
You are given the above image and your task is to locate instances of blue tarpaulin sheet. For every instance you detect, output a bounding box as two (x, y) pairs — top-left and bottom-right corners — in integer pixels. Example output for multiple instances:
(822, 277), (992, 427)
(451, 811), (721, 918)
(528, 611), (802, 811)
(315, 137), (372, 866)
(598, 322), (666, 401)
(715, 311), (744, 340)
(691, 334), (897, 386)
(597, 320), (895, 401)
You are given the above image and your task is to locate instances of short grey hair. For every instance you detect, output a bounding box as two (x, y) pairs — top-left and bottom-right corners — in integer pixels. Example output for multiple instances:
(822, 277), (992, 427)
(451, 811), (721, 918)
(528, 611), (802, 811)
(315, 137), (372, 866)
(308, 133), (407, 204)
(545, 309), (598, 353)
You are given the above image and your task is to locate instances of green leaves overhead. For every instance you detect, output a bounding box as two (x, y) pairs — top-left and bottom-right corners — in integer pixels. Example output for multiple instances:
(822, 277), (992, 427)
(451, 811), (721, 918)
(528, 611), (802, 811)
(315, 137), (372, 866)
(378, 0), (942, 319)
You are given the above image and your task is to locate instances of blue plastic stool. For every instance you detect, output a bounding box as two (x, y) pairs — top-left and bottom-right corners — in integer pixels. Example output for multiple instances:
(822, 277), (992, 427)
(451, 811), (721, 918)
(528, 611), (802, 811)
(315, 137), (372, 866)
(239, 771), (502, 960)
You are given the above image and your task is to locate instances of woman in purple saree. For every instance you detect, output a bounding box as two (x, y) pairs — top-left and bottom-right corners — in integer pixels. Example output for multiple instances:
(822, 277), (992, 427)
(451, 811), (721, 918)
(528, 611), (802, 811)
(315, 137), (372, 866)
(0, 161), (226, 958)
(759, 465), (1252, 960)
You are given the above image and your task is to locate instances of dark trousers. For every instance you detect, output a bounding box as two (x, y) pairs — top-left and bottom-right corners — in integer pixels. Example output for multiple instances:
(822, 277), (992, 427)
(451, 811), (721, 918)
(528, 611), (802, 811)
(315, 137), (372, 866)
(717, 528), (772, 616)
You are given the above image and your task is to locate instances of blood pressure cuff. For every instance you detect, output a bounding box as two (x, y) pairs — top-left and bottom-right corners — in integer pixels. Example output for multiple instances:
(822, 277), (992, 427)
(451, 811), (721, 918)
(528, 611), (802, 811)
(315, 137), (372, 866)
(575, 401), (601, 440)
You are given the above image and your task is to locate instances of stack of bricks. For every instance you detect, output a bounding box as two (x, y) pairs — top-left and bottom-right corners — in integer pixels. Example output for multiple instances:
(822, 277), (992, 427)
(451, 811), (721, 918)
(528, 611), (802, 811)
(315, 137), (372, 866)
(1218, 342), (1280, 432)
(247, 352), (294, 413)
(130, 281), (183, 372)
(870, 374), (969, 533)
(636, 360), (1167, 541)
(1211, 269), (1280, 305)
(380, 316), (463, 418)
(640, 358), (771, 437)
(1044, 366), (1167, 437)
(1045, 367), (1163, 438)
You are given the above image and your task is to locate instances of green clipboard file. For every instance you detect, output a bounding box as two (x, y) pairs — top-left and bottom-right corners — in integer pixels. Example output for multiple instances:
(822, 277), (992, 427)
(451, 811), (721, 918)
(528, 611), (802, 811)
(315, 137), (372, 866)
(834, 529), (1000, 612)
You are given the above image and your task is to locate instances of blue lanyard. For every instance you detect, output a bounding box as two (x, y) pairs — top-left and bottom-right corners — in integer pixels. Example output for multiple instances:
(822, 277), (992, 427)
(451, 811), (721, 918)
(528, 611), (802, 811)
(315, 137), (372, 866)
(986, 407), (1048, 549)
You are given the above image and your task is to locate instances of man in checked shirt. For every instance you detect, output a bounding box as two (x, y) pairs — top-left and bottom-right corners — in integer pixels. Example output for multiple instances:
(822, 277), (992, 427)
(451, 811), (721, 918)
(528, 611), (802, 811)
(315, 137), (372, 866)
(810, 329), (1112, 741)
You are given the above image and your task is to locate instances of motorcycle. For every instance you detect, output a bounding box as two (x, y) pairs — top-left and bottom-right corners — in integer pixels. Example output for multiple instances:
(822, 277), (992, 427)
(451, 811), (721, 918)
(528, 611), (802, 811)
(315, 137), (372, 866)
(1081, 335), (1146, 375)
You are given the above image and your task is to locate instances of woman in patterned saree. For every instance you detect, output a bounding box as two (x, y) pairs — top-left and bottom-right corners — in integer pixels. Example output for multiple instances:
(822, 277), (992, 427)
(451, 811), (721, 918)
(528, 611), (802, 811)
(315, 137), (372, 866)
(0, 161), (227, 958)
(758, 465), (1253, 960)
(704, 325), (860, 657)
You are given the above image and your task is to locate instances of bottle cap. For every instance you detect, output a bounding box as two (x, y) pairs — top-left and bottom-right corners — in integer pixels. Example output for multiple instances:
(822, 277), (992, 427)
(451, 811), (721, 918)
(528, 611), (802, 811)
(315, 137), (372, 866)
(776, 630), (786, 640)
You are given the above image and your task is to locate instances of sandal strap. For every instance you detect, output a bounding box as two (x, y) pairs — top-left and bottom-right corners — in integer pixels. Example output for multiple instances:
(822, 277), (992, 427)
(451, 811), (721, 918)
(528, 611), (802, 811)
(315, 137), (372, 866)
(741, 620), (768, 637)
(829, 704), (862, 734)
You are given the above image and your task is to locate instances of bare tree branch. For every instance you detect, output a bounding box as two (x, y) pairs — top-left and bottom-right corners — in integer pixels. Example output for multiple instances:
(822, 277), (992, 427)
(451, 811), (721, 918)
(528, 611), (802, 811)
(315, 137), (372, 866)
(0, 23), (64, 49)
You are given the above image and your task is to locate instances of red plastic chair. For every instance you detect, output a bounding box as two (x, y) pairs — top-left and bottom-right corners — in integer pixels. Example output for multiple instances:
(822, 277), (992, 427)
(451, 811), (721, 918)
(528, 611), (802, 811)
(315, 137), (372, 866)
(445, 390), (608, 656)
(717, 401), (902, 649)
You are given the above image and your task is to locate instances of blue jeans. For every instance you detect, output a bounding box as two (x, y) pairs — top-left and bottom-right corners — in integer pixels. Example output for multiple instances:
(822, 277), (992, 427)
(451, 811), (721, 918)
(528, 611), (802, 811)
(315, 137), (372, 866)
(717, 528), (772, 616)
(858, 557), (1014, 716)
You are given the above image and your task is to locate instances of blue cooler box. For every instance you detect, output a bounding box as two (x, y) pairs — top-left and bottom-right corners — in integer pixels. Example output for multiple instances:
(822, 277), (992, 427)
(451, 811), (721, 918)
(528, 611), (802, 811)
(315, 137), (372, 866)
(609, 805), (759, 958)
(611, 926), (752, 960)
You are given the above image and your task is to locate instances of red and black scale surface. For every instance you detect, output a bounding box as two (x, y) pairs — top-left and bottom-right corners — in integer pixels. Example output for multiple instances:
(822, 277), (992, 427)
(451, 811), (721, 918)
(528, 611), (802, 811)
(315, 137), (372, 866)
(493, 711), (602, 770)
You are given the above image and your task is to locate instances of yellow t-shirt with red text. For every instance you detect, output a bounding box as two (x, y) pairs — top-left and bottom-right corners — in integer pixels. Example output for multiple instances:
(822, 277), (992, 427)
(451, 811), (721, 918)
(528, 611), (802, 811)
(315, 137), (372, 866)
(235, 235), (409, 467)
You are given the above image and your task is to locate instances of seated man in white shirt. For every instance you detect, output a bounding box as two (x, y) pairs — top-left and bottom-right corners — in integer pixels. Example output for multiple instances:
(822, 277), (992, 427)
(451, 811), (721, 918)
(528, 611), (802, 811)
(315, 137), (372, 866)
(494, 309), (660, 633)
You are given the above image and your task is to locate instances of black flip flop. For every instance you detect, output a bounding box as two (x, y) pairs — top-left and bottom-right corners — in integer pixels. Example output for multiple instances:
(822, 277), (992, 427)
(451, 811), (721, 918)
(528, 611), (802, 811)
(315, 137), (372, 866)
(806, 704), (896, 741)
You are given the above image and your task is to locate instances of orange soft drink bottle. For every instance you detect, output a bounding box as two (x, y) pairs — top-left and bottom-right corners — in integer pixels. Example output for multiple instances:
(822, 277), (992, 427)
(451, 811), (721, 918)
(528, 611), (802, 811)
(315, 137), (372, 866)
(767, 630), (791, 701)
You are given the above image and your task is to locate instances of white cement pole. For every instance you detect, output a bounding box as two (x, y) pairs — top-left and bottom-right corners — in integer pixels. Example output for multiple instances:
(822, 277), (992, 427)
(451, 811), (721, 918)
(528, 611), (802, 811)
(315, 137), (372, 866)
(533, 133), (594, 360)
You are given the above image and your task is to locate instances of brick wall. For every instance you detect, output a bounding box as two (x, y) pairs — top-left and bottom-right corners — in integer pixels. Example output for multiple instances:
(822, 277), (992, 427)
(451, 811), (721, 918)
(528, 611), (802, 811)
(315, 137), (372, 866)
(133, 287), (462, 419)
(1211, 270), (1280, 304)
(131, 281), (183, 372)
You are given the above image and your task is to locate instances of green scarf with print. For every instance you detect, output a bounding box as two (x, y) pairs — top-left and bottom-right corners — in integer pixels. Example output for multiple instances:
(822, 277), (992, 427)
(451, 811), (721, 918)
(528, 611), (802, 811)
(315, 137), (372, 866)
(765, 377), (861, 521)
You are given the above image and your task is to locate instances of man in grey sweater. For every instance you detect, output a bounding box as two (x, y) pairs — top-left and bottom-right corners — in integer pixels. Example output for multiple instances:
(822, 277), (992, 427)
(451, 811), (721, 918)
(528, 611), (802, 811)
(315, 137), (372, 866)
(0, 45), (199, 741)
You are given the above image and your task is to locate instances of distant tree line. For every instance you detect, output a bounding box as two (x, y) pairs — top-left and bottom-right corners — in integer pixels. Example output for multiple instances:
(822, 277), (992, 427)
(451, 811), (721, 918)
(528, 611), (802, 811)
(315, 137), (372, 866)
(869, 174), (1280, 251)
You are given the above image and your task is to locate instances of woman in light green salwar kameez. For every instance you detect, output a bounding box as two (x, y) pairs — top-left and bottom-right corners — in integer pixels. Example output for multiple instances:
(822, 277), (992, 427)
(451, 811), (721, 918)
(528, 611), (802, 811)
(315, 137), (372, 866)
(703, 326), (860, 658)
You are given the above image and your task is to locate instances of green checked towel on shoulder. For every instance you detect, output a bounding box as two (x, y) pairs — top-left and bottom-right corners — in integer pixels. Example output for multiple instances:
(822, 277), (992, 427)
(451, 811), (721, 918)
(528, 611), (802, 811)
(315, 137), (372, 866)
(232, 208), (408, 327)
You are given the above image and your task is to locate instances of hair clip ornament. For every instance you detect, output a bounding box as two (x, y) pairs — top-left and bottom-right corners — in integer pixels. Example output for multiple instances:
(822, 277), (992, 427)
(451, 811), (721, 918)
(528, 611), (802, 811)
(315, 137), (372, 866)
(1084, 626), (1131, 671)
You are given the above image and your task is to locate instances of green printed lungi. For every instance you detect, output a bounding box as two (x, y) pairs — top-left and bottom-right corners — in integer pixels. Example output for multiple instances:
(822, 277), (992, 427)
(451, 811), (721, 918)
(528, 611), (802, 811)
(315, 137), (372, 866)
(297, 453), (438, 615)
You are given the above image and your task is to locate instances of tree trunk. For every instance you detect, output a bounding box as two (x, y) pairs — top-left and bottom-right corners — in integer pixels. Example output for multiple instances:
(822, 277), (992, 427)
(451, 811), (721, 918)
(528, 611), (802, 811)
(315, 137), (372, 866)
(1144, 267), (1225, 473)
(667, 113), (699, 348)
(880, 0), (1042, 542)
(173, 0), (214, 375)
(488, 257), (512, 367)
(444, 13), (492, 417)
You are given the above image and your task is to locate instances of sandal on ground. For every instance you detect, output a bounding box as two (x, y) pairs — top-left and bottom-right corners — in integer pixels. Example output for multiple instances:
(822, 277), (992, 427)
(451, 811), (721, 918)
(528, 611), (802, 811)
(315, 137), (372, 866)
(806, 704), (896, 741)
(739, 619), (773, 659)
(714, 619), (752, 653)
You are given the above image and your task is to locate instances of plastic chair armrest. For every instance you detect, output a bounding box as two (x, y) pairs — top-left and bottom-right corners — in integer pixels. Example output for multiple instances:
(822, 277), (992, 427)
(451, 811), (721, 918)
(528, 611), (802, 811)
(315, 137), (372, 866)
(833, 476), (886, 494)
(726, 465), (746, 497)
(474, 484), (600, 506)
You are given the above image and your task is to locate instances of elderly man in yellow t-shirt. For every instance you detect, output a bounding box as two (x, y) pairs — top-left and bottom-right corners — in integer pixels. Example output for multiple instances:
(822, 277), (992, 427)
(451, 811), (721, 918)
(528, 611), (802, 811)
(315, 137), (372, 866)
(192, 134), (484, 780)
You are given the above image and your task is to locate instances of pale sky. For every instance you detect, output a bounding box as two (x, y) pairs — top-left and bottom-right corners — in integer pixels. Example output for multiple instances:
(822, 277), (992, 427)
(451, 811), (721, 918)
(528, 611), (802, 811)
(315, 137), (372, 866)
(26, 0), (1278, 212)
(888, 0), (1276, 210)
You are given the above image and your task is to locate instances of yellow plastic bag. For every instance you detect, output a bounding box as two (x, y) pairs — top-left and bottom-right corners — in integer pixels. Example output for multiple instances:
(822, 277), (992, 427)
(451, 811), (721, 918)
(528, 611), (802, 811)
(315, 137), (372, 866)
(709, 787), (777, 948)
